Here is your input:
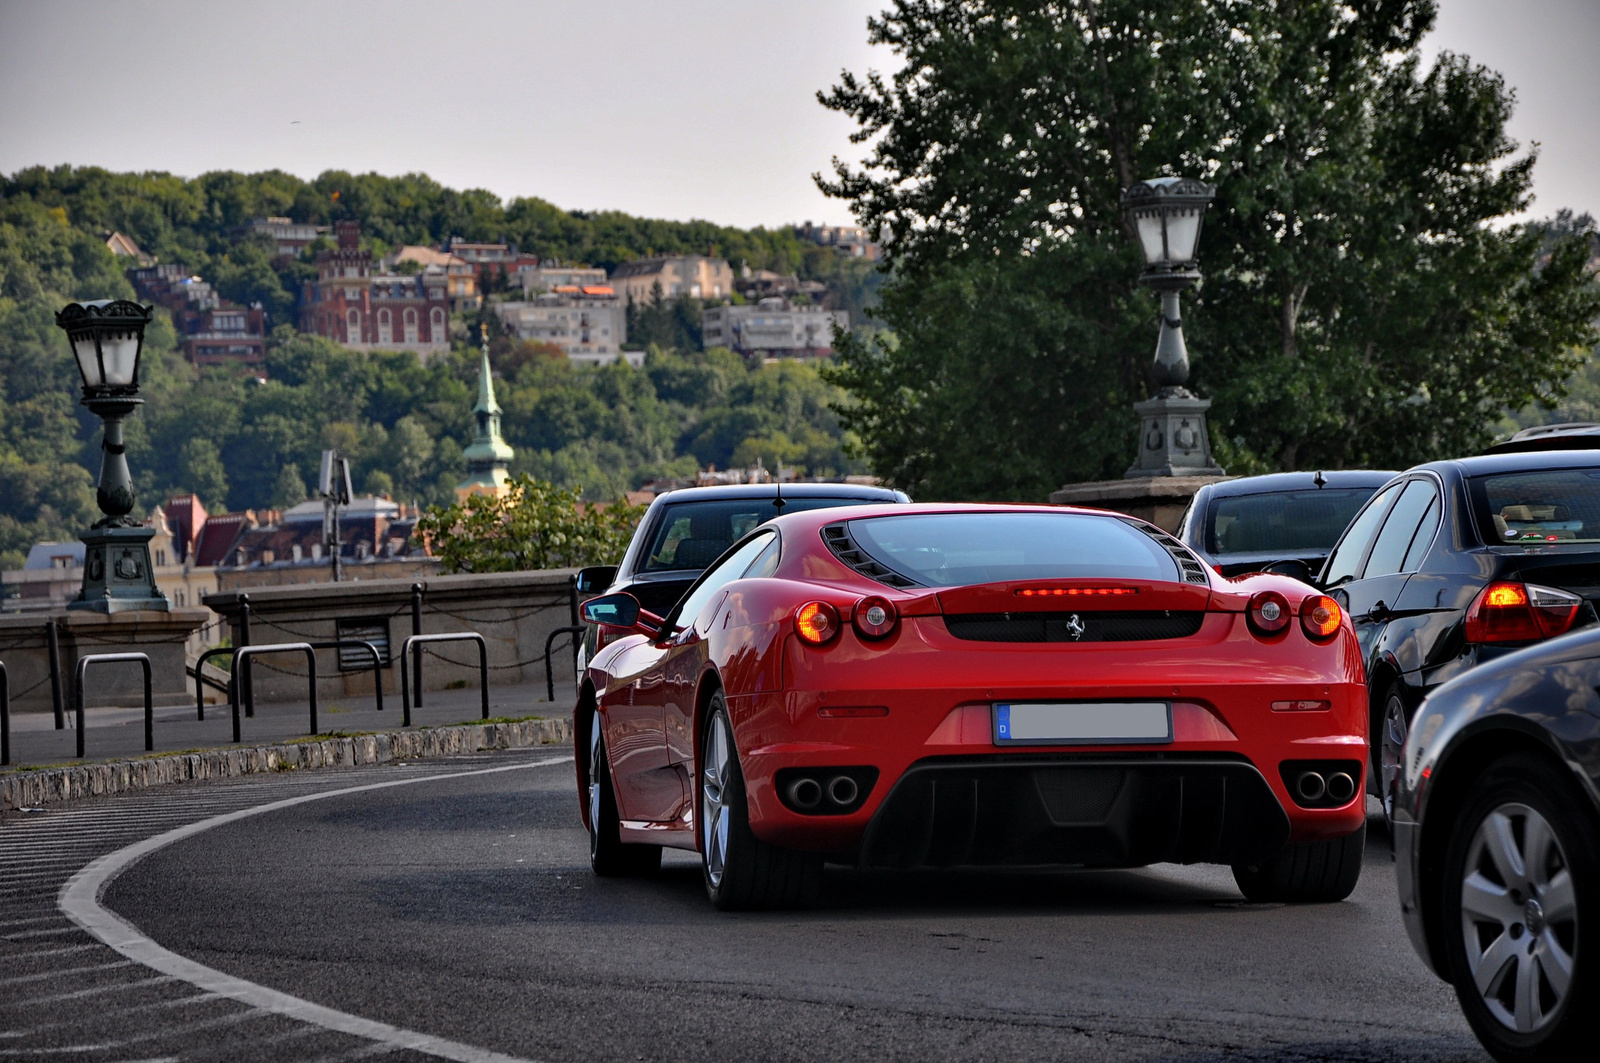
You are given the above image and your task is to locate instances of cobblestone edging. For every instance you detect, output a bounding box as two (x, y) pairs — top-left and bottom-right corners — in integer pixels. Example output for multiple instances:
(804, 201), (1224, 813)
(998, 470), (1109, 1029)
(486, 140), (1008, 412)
(0, 717), (573, 813)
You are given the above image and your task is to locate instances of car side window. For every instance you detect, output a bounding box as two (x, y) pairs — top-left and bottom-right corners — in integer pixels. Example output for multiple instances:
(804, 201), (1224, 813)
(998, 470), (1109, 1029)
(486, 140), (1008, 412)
(669, 531), (776, 634)
(743, 534), (781, 579)
(1401, 494), (1442, 573)
(1322, 482), (1400, 588)
(1363, 480), (1439, 579)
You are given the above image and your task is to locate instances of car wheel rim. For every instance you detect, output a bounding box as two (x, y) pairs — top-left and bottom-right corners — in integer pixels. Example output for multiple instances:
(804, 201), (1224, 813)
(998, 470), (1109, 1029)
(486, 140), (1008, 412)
(1459, 802), (1577, 1034)
(588, 723), (603, 858)
(1380, 693), (1406, 818)
(702, 711), (731, 889)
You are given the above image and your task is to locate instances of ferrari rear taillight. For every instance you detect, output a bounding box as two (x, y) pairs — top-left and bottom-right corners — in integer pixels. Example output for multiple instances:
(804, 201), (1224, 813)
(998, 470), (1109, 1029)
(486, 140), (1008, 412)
(1465, 581), (1582, 643)
(795, 601), (841, 645)
(1300, 595), (1342, 640)
(853, 595), (898, 640)
(1246, 591), (1291, 637)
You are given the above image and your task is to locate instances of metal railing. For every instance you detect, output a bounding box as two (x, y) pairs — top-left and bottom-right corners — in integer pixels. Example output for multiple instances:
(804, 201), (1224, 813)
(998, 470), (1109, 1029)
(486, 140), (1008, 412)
(193, 640), (383, 725)
(75, 652), (152, 759)
(231, 643), (317, 742)
(544, 626), (584, 702)
(398, 632), (487, 726)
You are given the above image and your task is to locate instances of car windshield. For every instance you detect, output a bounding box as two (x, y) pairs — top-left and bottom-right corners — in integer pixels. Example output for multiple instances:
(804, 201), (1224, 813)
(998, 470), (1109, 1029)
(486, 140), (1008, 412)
(1470, 469), (1600, 545)
(845, 512), (1179, 587)
(1206, 489), (1379, 556)
(642, 497), (877, 573)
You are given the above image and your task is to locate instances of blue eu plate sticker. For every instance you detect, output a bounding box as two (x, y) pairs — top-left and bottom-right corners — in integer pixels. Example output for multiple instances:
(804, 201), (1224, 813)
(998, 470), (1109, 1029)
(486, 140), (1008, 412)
(995, 704), (1010, 740)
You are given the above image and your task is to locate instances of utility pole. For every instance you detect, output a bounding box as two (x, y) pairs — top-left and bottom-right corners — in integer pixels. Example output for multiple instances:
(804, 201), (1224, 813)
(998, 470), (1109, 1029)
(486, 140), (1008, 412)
(319, 449), (352, 582)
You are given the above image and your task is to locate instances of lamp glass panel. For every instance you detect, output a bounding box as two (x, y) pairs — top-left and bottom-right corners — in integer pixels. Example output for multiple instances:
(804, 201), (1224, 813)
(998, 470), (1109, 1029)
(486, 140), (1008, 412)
(1133, 210), (1167, 266)
(100, 331), (141, 385)
(70, 335), (104, 387)
(1164, 210), (1203, 263)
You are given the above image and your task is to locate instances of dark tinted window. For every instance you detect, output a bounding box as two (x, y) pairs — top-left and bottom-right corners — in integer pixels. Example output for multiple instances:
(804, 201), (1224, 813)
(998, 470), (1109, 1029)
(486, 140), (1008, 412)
(642, 497), (872, 573)
(846, 512), (1179, 587)
(1322, 483), (1400, 588)
(1470, 469), (1600, 545)
(1363, 480), (1438, 578)
(1402, 497), (1441, 572)
(1207, 489), (1378, 556)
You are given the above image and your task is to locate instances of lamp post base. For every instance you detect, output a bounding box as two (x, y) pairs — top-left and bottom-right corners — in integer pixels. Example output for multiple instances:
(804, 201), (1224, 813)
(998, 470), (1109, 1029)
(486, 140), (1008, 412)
(1124, 388), (1226, 479)
(71, 525), (170, 613)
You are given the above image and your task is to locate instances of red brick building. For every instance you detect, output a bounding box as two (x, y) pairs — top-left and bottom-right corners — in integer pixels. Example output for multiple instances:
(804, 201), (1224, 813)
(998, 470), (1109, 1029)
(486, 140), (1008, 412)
(300, 221), (451, 359)
(128, 264), (266, 370)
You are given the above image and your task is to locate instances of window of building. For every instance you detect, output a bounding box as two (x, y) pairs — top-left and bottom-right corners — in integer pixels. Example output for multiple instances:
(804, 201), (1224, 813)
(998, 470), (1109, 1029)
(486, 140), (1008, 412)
(346, 308), (361, 342)
(403, 307), (418, 343)
(431, 307), (445, 336)
(377, 307), (393, 345)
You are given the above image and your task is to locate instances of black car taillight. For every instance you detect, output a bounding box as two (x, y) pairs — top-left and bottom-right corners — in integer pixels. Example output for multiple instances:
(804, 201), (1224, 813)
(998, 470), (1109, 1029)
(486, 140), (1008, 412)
(1465, 581), (1582, 643)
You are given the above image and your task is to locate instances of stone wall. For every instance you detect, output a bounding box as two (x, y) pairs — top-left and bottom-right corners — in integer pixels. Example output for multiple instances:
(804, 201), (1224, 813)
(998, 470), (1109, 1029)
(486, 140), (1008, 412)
(0, 608), (212, 712)
(202, 570), (582, 704)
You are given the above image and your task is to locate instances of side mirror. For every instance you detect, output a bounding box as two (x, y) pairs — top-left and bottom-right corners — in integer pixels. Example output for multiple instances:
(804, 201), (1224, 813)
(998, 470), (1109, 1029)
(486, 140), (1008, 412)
(1262, 559), (1313, 584)
(580, 593), (662, 636)
(575, 565), (618, 595)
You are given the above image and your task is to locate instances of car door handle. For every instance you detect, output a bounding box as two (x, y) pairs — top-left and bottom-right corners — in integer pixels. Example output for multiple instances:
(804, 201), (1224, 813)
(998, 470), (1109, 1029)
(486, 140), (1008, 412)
(1364, 600), (1390, 622)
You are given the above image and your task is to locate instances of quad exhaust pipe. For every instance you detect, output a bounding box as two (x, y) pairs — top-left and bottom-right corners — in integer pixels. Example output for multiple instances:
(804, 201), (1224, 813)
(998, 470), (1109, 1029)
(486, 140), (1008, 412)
(780, 769), (875, 814)
(826, 775), (859, 806)
(1296, 771), (1327, 802)
(1324, 771), (1356, 804)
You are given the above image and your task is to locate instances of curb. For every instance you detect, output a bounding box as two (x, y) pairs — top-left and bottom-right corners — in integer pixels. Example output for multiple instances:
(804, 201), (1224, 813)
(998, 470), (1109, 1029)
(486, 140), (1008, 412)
(0, 717), (573, 813)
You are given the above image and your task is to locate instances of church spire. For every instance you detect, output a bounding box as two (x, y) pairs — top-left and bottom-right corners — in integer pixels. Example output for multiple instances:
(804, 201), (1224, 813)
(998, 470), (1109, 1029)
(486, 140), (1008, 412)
(455, 324), (514, 500)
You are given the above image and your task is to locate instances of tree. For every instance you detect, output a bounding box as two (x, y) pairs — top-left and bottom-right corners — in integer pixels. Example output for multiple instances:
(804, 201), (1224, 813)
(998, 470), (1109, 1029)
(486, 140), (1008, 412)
(177, 437), (229, 512)
(818, 0), (1600, 499)
(416, 475), (644, 574)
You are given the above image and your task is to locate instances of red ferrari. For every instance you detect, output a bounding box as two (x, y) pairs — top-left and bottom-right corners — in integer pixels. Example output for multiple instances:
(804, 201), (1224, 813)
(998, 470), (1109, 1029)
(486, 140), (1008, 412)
(575, 504), (1368, 909)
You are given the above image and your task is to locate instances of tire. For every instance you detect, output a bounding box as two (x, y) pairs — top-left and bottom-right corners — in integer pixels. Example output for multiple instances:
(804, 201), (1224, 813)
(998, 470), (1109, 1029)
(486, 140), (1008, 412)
(1232, 821), (1365, 903)
(586, 716), (661, 877)
(1376, 680), (1408, 822)
(1440, 753), (1599, 1062)
(700, 694), (821, 910)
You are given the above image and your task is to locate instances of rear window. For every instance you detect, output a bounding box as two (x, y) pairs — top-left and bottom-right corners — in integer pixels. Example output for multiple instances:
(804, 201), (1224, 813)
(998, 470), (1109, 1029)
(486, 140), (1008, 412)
(845, 512), (1180, 587)
(1207, 489), (1378, 556)
(1470, 469), (1600, 545)
(643, 497), (877, 573)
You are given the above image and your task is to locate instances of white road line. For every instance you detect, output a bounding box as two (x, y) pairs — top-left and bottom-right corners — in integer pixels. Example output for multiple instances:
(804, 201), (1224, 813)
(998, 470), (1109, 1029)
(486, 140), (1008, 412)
(60, 755), (571, 1063)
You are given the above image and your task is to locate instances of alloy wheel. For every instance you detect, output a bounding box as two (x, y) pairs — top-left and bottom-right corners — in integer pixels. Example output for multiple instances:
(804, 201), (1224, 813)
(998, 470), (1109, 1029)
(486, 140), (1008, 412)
(701, 710), (732, 889)
(1380, 690), (1406, 820)
(588, 722), (604, 859)
(1459, 802), (1578, 1034)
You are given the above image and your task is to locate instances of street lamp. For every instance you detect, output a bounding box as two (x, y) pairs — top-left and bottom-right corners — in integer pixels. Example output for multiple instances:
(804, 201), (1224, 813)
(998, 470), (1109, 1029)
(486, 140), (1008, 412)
(1122, 176), (1214, 388)
(54, 299), (169, 611)
(1120, 177), (1225, 478)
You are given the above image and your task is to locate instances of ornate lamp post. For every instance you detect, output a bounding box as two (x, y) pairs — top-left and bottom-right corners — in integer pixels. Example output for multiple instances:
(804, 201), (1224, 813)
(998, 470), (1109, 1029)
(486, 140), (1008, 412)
(1121, 177), (1225, 478)
(54, 299), (170, 612)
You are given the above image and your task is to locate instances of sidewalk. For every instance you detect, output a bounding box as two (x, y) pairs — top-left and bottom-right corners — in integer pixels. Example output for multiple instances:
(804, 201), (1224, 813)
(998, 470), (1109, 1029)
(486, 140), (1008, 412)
(2, 676), (577, 773)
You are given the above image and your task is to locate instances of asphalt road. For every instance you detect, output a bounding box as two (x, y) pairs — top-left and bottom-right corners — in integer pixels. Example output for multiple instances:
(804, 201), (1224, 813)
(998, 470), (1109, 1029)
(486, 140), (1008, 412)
(10, 748), (1485, 1063)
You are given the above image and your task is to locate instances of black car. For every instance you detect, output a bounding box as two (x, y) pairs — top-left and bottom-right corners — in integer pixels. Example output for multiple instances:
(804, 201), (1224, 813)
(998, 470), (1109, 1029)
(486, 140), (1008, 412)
(573, 482), (909, 674)
(1176, 470), (1397, 577)
(1393, 627), (1600, 1062)
(1311, 450), (1600, 804)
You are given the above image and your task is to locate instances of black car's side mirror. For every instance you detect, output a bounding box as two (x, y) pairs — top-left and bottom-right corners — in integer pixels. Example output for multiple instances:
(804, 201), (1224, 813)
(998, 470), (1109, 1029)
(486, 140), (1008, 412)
(581, 592), (662, 636)
(575, 565), (618, 595)
(1262, 559), (1314, 584)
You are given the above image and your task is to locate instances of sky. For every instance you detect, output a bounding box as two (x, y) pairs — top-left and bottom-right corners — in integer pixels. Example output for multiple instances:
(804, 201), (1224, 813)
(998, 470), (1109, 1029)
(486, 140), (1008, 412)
(0, 0), (1596, 230)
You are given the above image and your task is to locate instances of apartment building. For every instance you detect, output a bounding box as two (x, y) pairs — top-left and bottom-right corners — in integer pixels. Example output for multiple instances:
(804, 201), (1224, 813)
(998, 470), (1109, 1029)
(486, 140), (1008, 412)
(702, 298), (849, 358)
(492, 288), (635, 366)
(299, 221), (451, 359)
(609, 255), (734, 304)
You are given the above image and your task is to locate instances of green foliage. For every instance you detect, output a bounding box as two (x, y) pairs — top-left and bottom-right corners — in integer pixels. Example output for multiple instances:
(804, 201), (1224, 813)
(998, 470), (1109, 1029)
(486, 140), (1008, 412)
(819, 0), (1600, 499)
(416, 474), (645, 574)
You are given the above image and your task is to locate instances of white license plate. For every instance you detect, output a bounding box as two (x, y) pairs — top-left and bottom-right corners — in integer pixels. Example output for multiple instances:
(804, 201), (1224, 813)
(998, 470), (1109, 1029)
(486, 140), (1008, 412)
(993, 701), (1172, 745)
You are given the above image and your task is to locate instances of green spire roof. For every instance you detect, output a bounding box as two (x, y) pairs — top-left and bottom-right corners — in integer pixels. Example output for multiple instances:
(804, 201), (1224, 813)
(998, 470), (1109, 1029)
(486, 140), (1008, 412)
(459, 332), (513, 488)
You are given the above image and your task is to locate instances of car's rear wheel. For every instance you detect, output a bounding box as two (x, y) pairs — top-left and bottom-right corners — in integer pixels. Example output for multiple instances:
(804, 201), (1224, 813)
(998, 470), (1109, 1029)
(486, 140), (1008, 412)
(587, 717), (661, 877)
(1377, 681), (1408, 822)
(1441, 753), (1599, 1062)
(700, 694), (821, 910)
(1232, 821), (1365, 903)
